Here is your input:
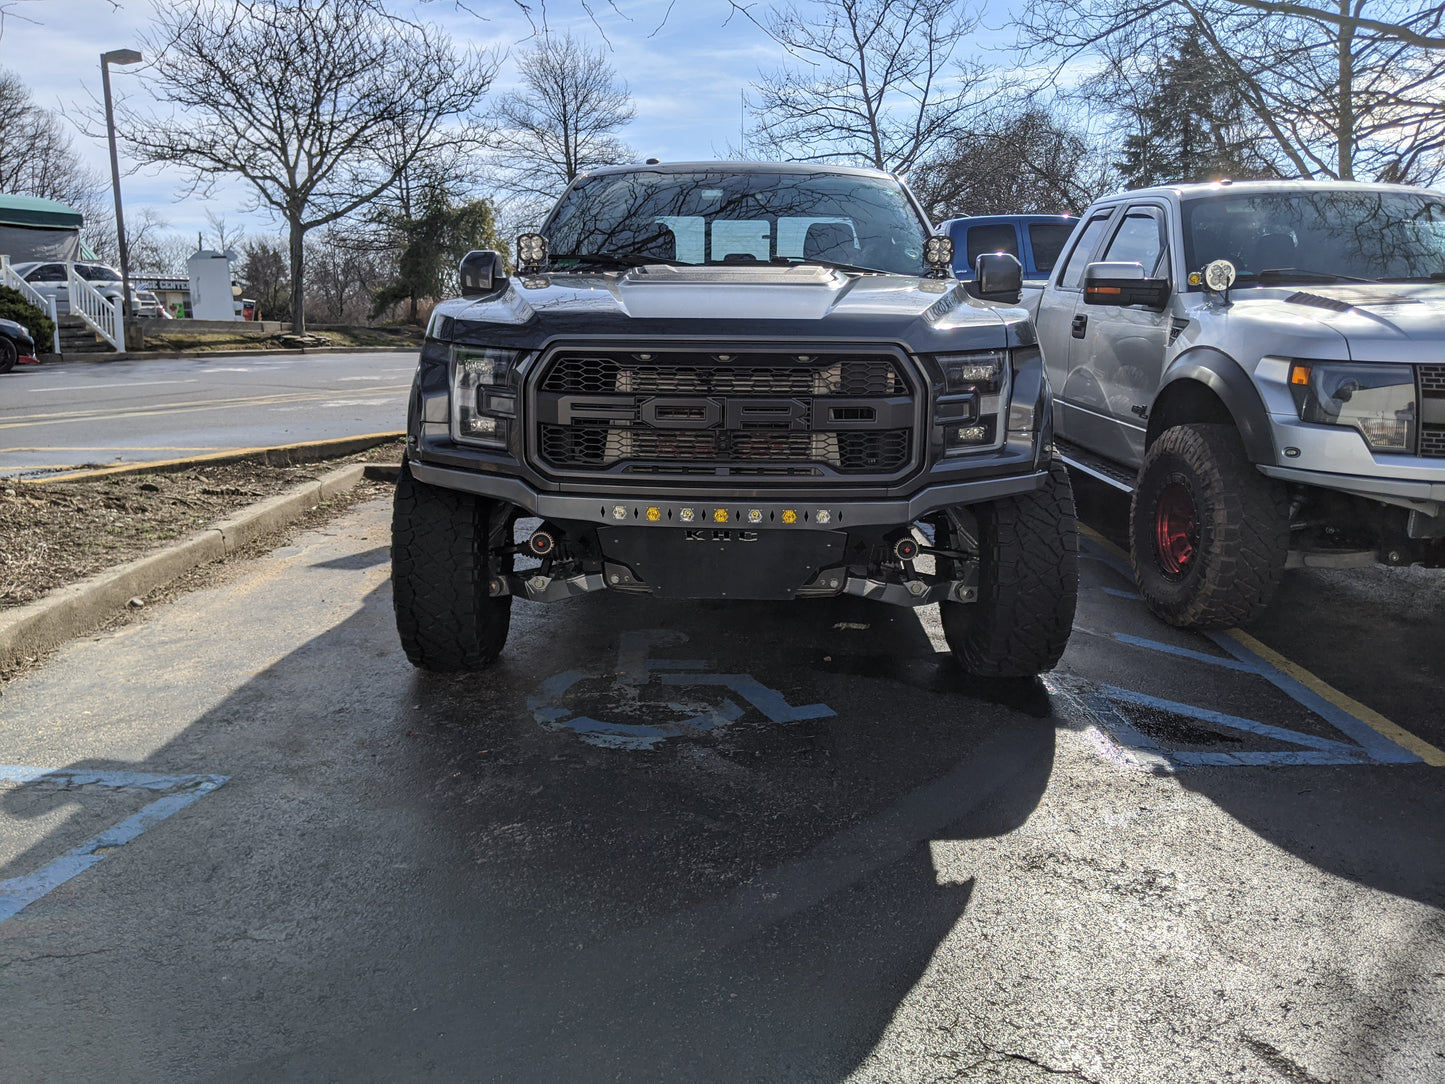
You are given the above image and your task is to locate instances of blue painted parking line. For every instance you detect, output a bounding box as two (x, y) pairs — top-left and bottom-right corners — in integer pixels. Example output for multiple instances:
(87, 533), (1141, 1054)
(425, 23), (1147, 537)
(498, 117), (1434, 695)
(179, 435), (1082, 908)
(1077, 534), (1423, 769)
(529, 629), (835, 750)
(0, 766), (228, 923)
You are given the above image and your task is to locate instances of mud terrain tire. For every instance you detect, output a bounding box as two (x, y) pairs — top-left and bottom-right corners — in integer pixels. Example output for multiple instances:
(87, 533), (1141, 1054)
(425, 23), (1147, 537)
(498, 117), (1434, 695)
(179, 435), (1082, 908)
(392, 460), (513, 671)
(1130, 423), (1289, 630)
(942, 452), (1079, 677)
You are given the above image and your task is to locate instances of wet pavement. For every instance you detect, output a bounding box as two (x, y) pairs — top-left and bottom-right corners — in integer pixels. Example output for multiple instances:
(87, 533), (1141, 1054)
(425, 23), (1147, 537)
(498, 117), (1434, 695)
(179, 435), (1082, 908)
(1, 493), (1441, 1082)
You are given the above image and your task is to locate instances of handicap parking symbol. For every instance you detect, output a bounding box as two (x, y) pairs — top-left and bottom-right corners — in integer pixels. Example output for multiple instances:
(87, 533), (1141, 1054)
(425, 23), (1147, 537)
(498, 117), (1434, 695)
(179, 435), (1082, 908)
(528, 629), (835, 749)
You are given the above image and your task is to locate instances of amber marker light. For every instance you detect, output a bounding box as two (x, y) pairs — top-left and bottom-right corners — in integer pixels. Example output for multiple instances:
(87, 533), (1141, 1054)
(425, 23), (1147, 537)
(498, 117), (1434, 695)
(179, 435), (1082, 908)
(782, 509), (797, 524)
(1290, 364), (1311, 386)
(714, 508), (730, 523)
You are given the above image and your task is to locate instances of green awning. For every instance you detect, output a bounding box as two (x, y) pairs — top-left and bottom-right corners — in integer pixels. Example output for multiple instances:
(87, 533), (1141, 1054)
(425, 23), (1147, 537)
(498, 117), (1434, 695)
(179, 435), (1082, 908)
(0, 194), (84, 229)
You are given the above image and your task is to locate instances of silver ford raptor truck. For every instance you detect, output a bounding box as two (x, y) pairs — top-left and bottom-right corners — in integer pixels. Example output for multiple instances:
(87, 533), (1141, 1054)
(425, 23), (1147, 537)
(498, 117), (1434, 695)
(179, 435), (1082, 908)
(392, 161), (1077, 677)
(1031, 180), (1445, 629)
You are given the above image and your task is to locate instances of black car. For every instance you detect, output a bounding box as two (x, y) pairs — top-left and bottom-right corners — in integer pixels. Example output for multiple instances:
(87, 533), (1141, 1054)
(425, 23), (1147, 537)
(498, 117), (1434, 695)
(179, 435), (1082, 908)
(0, 317), (37, 374)
(392, 161), (1079, 678)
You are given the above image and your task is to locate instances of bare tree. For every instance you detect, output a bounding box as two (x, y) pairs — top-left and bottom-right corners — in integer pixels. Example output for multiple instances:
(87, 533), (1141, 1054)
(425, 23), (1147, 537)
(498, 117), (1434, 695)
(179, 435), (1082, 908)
(0, 69), (104, 210)
(490, 32), (635, 208)
(1016, 0), (1445, 182)
(115, 0), (498, 332)
(747, 0), (988, 174)
(910, 102), (1115, 219)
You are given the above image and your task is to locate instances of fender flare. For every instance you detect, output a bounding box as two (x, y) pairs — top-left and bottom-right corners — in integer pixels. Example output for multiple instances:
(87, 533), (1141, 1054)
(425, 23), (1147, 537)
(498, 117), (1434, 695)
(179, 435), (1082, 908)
(1155, 348), (1276, 464)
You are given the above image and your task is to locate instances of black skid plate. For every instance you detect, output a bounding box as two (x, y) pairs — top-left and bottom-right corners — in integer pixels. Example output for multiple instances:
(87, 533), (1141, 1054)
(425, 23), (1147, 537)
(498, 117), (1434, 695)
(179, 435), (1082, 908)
(595, 526), (848, 600)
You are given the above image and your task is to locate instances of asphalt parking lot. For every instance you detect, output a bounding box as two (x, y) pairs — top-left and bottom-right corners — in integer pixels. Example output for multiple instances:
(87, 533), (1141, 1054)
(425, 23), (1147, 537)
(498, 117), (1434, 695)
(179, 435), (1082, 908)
(1, 489), (1441, 1082)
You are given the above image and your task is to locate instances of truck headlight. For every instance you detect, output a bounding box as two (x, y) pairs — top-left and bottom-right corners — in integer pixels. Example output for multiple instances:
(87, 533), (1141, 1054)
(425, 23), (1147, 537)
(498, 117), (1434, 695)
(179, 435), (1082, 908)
(932, 348), (1014, 454)
(453, 347), (519, 448)
(1288, 361), (1416, 453)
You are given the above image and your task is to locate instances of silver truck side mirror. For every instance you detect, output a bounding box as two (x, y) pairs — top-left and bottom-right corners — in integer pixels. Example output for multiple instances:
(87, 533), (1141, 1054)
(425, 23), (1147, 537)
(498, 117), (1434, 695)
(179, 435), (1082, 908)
(1082, 261), (1170, 311)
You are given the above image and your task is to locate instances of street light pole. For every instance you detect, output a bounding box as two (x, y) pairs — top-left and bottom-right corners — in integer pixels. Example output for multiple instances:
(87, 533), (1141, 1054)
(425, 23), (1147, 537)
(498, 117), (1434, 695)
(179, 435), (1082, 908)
(101, 48), (142, 334)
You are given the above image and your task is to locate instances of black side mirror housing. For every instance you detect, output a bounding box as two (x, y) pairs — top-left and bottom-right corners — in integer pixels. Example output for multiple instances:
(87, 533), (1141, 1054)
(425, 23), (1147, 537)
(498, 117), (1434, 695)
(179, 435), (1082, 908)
(968, 252), (1023, 304)
(1082, 261), (1171, 311)
(459, 250), (506, 298)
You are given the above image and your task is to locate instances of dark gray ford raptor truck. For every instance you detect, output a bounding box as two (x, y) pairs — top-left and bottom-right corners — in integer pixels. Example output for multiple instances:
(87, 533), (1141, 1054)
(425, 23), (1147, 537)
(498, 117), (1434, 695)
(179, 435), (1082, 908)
(392, 161), (1077, 677)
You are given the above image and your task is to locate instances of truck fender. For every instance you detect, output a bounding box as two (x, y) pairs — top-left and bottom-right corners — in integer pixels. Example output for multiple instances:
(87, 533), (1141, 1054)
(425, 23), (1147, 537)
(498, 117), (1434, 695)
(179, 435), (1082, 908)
(1153, 348), (1276, 464)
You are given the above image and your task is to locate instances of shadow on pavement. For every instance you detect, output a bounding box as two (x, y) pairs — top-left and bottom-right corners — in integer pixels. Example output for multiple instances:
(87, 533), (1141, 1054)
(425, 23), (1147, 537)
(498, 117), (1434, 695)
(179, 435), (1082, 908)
(2, 583), (1059, 1083)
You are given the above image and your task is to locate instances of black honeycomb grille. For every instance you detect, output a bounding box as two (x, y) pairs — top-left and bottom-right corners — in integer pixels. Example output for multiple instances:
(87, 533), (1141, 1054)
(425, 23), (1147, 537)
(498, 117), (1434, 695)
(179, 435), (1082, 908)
(533, 347), (918, 479)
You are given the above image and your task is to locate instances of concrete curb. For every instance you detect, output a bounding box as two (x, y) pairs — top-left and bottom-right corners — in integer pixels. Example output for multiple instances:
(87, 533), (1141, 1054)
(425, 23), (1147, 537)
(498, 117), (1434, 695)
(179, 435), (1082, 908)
(0, 462), (378, 675)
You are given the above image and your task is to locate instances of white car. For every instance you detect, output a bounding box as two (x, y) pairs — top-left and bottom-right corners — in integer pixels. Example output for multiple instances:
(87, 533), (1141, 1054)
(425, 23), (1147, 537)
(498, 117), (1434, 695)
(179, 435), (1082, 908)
(9, 261), (124, 315)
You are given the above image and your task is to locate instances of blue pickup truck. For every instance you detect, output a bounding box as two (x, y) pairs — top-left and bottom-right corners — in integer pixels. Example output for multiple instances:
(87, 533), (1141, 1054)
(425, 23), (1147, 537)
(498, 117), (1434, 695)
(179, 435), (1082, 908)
(940, 213), (1079, 282)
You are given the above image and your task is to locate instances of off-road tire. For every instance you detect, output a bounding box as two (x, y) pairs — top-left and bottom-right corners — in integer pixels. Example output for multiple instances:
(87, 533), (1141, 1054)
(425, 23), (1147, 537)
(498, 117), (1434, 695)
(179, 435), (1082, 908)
(391, 460), (513, 671)
(1129, 423), (1289, 630)
(0, 338), (16, 374)
(941, 452), (1079, 677)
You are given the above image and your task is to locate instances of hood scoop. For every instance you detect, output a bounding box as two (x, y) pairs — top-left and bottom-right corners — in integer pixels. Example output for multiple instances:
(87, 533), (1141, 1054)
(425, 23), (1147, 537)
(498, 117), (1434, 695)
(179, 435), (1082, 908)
(1285, 291), (1353, 313)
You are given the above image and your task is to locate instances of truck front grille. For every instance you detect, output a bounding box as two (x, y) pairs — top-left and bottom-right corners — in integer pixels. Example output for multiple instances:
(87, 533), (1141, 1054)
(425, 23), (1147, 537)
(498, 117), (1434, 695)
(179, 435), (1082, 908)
(531, 346), (920, 481)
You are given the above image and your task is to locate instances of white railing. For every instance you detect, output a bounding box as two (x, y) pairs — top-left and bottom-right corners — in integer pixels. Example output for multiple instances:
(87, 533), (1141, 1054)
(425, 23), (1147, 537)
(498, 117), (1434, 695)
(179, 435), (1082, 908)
(67, 264), (123, 351)
(0, 254), (60, 355)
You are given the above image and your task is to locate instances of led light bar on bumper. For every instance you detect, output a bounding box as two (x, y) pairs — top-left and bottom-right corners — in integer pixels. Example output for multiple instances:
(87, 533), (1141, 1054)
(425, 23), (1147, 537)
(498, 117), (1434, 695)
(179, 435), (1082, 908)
(1288, 361), (1416, 453)
(452, 347), (520, 448)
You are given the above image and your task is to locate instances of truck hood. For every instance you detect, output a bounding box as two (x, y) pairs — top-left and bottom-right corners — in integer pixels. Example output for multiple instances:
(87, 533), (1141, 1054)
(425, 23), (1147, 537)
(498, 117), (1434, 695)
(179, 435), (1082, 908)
(1201, 283), (1445, 363)
(430, 264), (1029, 351)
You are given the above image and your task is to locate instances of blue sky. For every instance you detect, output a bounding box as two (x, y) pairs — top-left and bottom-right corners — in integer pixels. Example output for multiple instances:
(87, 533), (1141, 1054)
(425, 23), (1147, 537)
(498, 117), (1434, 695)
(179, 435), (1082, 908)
(0, 0), (806, 245)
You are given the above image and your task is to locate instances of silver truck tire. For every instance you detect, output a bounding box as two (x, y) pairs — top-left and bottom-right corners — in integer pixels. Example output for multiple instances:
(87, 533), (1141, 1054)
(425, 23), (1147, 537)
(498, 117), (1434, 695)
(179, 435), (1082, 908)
(1130, 423), (1289, 629)
(941, 452), (1079, 677)
(391, 460), (513, 671)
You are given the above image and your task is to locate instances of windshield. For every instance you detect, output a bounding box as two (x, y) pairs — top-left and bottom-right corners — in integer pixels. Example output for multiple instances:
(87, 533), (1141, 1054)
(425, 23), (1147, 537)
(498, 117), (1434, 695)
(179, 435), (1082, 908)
(77, 264), (121, 282)
(1182, 189), (1445, 286)
(542, 168), (930, 275)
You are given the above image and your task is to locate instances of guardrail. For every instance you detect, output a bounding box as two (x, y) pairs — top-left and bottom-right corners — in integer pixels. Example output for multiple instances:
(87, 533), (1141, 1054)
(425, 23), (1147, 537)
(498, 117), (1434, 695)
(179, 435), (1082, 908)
(0, 255), (61, 355)
(67, 264), (122, 351)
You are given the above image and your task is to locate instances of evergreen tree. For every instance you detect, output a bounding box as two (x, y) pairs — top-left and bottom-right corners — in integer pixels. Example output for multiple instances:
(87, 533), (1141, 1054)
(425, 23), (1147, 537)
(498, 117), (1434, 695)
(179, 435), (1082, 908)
(1118, 35), (1271, 187)
(372, 192), (508, 325)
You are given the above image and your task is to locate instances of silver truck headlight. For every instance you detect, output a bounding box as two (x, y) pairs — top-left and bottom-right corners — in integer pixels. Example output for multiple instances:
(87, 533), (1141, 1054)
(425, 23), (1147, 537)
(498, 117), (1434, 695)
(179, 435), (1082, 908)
(452, 347), (519, 448)
(1287, 361), (1416, 453)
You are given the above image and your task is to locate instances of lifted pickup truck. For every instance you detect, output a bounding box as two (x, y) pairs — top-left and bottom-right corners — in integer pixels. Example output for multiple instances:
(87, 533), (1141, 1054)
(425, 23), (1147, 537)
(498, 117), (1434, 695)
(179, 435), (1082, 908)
(1031, 179), (1445, 628)
(393, 161), (1077, 676)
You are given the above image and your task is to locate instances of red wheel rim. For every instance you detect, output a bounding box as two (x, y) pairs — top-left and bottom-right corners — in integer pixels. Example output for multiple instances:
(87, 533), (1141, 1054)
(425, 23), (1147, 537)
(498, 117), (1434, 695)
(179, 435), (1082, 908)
(1154, 482), (1196, 575)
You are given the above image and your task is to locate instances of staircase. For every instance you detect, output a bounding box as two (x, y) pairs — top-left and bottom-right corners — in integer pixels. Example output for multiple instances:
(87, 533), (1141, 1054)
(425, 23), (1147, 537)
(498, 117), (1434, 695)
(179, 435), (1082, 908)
(57, 314), (116, 355)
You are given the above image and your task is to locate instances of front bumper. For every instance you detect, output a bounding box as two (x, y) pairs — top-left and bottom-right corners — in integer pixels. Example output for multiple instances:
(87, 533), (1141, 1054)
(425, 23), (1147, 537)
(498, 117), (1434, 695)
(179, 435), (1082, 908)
(407, 459), (1047, 530)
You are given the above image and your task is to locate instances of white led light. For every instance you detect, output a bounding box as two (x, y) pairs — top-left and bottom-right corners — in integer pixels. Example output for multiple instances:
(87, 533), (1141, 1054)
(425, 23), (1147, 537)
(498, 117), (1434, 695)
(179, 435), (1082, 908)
(680, 507), (696, 523)
(748, 509), (762, 523)
(612, 505), (628, 520)
(816, 510), (831, 524)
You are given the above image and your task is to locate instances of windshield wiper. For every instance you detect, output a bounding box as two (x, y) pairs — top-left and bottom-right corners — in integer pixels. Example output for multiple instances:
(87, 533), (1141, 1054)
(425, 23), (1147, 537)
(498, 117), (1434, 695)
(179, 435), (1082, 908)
(548, 252), (686, 270)
(775, 256), (885, 275)
(1256, 267), (1378, 285)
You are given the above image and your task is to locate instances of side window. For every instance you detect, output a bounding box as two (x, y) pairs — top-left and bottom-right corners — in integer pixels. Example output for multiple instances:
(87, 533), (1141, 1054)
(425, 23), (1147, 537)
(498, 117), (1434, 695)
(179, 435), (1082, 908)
(1100, 210), (1167, 278)
(966, 223), (1018, 264)
(1056, 213), (1113, 290)
(29, 264), (65, 282)
(1028, 223), (1075, 273)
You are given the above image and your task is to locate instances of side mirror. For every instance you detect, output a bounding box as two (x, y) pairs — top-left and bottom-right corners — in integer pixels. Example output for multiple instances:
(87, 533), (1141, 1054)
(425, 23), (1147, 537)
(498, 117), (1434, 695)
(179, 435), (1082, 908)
(968, 252), (1023, 304)
(1083, 261), (1170, 310)
(459, 250), (506, 298)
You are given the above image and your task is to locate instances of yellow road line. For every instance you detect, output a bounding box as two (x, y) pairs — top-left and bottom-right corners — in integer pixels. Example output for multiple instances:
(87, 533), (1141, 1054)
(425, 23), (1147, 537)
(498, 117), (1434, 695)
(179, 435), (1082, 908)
(1078, 523), (1442, 765)
(0, 446), (230, 453)
(1223, 628), (1445, 766)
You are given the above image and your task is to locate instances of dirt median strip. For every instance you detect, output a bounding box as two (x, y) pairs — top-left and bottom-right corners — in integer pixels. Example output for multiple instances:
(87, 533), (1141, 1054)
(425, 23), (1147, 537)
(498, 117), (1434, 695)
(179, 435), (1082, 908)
(0, 462), (381, 674)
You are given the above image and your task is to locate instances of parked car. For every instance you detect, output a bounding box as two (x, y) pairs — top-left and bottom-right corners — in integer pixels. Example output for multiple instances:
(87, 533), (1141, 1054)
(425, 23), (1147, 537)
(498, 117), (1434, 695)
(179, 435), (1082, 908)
(131, 288), (169, 318)
(9, 261), (124, 315)
(1028, 179), (1445, 628)
(0, 316), (38, 374)
(940, 214), (1079, 284)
